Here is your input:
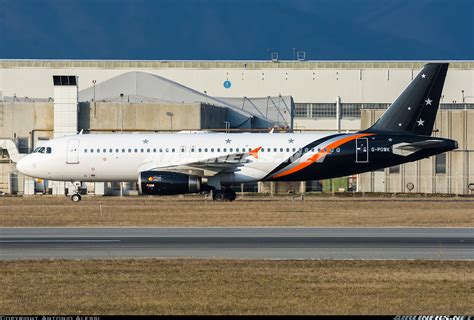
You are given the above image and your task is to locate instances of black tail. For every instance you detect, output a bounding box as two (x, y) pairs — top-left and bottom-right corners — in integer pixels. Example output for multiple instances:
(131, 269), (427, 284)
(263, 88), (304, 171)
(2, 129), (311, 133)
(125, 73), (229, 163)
(367, 63), (449, 136)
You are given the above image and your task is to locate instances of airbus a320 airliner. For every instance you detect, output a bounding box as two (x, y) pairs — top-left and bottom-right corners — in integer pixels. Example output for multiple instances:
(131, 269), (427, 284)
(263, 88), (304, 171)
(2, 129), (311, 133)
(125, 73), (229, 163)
(17, 63), (457, 201)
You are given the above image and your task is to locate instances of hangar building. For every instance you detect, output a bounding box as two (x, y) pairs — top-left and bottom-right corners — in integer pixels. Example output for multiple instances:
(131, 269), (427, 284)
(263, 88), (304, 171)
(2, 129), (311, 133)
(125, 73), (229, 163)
(0, 60), (473, 195)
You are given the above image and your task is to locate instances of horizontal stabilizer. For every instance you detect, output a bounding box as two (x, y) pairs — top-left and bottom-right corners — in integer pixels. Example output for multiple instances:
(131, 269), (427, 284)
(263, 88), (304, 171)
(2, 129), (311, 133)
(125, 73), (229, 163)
(392, 140), (446, 156)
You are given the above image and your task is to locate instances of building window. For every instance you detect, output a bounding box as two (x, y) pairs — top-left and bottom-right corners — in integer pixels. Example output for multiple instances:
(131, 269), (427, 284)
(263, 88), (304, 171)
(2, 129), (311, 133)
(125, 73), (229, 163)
(389, 165), (400, 174)
(435, 154), (447, 174)
(295, 103), (310, 117)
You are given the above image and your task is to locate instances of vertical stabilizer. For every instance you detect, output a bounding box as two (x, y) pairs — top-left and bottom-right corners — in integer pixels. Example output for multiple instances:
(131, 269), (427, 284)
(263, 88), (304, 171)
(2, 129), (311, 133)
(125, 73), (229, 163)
(368, 63), (448, 136)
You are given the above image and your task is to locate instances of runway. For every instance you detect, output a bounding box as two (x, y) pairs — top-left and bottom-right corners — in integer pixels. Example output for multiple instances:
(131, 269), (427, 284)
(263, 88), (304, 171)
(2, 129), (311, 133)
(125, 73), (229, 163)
(0, 227), (473, 260)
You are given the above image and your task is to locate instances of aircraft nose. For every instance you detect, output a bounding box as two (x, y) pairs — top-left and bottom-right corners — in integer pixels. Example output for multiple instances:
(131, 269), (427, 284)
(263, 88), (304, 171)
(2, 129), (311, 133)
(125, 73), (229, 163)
(16, 157), (31, 175)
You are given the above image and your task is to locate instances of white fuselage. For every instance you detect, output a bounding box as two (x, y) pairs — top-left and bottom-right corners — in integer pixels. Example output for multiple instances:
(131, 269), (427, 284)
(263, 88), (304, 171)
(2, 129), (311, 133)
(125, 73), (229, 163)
(17, 132), (331, 184)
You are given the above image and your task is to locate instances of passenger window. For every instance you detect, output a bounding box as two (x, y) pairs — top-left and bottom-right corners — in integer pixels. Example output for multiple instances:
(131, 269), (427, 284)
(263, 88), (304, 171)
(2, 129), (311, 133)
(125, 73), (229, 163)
(304, 148), (309, 152)
(286, 148), (289, 152)
(147, 148), (150, 153)
(103, 149), (107, 153)
(211, 148), (214, 152)
(236, 148), (239, 152)
(217, 148), (221, 152)
(122, 149), (125, 153)
(128, 149), (132, 153)
(336, 148), (340, 152)
(90, 149), (94, 153)
(230, 148), (233, 152)
(191, 148), (195, 152)
(273, 148), (277, 152)
(261, 148), (264, 152)
(84, 149), (88, 153)
(153, 148), (156, 152)
(292, 148), (296, 152)
(46, 147), (52, 154)
(140, 148), (144, 153)
(198, 148), (202, 152)
(109, 149), (113, 153)
(280, 148), (283, 152)
(205, 148), (208, 152)
(223, 148), (226, 152)
(134, 149), (138, 153)
(159, 148), (163, 152)
(97, 149), (100, 153)
(165, 148), (169, 152)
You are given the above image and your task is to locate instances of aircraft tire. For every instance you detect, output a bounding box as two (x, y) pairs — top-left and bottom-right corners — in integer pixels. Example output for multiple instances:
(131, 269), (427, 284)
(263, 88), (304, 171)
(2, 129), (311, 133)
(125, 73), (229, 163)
(212, 190), (225, 201)
(71, 194), (82, 202)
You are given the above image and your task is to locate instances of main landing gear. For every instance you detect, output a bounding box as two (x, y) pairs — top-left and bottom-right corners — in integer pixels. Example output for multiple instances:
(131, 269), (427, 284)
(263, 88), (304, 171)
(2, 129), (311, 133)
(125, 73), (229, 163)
(212, 189), (237, 202)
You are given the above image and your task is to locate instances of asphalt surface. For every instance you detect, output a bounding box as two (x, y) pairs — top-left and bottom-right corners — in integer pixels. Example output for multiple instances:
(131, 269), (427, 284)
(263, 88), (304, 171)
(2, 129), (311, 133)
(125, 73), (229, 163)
(0, 227), (473, 260)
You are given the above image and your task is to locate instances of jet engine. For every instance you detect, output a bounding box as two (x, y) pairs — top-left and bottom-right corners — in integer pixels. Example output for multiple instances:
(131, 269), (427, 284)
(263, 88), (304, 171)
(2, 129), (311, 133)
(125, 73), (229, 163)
(138, 171), (201, 195)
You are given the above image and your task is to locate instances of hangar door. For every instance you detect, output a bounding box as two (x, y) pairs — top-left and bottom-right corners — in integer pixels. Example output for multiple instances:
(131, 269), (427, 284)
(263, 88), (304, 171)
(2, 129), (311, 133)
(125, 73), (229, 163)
(66, 139), (80, 164)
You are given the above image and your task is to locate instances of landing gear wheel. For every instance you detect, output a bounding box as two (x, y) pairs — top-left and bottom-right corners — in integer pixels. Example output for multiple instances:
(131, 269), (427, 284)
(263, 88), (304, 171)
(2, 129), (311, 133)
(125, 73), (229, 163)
(71, 194), (82, 202)
(212, 190), (225, 201)
(227, 190), (237, 201)
(212, 190), (236, 202)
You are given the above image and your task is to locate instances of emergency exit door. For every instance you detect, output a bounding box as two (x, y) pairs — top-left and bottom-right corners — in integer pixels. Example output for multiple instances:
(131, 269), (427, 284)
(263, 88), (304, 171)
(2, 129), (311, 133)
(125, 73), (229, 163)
(66, 139), (80, 164)
(355, 138), (369, 163)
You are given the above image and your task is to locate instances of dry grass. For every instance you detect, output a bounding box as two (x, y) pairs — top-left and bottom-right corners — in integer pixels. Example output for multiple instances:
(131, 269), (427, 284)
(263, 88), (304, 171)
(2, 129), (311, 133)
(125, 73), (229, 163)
(0, 196), (473, 227)
(0, 259), (472, 315)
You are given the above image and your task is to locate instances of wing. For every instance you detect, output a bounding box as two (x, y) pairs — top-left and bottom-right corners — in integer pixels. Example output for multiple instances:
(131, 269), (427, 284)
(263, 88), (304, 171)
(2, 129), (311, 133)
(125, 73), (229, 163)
(138, 147), (262, 177)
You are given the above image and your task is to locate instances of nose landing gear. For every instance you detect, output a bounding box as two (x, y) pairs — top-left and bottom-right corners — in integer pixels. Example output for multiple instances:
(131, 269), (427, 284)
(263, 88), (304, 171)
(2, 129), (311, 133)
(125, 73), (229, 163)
(71, 193), (82, 202)
(70, 181), (82, 202)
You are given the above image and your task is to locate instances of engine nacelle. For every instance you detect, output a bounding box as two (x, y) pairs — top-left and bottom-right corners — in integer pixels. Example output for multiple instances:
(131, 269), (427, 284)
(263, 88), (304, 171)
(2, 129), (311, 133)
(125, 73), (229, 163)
(138, 171), (201, 195)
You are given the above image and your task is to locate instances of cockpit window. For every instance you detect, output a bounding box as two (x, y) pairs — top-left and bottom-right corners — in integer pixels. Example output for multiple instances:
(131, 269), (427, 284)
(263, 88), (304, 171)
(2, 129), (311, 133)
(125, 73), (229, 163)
(32, 146), (52, 154)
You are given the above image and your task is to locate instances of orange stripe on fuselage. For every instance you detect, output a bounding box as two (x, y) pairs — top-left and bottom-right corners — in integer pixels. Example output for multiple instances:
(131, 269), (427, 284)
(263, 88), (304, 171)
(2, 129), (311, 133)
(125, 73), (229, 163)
(271, 133), (374, 179)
